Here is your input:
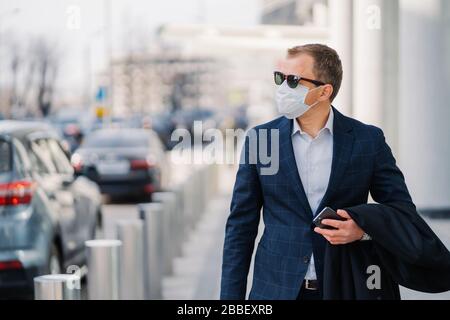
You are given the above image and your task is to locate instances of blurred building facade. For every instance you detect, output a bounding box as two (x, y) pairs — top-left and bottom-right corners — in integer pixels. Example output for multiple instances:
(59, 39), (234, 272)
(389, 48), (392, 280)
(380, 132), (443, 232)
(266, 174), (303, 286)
(261, 0), (328, 27)
(106, 22), (328, 122)
(108, 52), (219, 115)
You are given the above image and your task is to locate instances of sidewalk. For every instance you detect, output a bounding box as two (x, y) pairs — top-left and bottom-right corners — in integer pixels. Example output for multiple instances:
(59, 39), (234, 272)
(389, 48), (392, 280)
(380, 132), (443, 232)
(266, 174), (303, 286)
(162, 195), (230, 299)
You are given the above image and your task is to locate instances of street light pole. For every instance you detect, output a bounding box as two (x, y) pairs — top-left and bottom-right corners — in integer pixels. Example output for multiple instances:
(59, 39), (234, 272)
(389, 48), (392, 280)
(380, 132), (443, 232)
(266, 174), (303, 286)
(84, 27), (105, 113)
(103, 0), (114, 119)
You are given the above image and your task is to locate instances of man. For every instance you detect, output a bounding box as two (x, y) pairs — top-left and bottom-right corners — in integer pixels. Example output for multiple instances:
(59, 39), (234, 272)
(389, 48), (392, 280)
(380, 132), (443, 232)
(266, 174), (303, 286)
(220, 44), (449, 300)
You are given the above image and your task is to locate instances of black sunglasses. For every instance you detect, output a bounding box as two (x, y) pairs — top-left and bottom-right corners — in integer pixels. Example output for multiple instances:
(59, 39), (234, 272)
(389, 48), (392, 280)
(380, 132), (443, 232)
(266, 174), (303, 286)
(274, 71), (325, 89)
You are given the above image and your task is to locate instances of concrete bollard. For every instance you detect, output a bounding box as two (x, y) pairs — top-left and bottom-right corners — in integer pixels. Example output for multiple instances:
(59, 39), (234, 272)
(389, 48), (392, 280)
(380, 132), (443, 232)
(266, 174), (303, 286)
(210, 163), (219, 196)
(203, 164), (211, 201)
(152, 192), (178, 275)
(200, 165), (208, 214)
(182, 176), (194, 231)
(194, 168), (203, 220)
(196, 166), (207, 222)
(116, 220), (145, 300)
(139, 203), (164, 300)
(192, 169), (202, 223)
(205, 164), (214, 203)
(170, 183), (186, 257)
(34, 274), (81, 300)
(85, 239), (121, 300)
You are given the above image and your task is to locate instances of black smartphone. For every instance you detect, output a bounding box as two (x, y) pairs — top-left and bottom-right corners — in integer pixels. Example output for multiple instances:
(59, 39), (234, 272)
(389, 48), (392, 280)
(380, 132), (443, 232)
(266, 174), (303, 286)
(313, 207), (346, 230)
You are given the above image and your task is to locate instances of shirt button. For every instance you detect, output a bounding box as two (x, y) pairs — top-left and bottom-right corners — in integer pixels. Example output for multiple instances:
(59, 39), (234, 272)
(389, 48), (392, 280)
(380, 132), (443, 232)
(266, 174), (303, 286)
(303, 256), (310, 264)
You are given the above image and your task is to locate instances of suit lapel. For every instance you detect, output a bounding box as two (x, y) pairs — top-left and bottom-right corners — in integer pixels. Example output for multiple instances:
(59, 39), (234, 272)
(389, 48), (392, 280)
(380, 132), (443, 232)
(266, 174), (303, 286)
(279, 117), (313, 217)
(317, 107), (354, 214)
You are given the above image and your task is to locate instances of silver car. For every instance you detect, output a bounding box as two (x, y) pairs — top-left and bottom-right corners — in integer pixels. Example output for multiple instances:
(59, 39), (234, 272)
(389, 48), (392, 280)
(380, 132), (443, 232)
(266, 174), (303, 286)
(0, 121), (102, 299)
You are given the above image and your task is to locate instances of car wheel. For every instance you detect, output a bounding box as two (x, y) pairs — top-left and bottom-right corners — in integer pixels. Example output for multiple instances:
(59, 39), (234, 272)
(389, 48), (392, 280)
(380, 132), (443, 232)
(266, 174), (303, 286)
(48, 244), (62, 274)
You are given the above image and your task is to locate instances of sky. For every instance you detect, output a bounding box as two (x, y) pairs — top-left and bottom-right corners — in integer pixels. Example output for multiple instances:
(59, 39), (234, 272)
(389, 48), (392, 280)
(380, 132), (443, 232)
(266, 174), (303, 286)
(0, 0), (261, 101)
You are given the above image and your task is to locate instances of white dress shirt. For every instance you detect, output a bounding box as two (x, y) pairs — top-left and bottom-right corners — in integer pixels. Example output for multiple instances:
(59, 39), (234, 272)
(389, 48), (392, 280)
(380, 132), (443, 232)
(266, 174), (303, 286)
(291, 108), (334, 280)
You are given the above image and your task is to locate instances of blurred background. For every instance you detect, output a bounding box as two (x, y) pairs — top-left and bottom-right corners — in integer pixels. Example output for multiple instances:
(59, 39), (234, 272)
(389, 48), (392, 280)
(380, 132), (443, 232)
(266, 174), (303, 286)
(0, 0), (449, 300)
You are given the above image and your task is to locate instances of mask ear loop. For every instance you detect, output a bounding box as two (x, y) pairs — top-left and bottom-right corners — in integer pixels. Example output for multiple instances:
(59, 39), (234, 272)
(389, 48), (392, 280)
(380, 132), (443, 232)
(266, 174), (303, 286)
(304, 85), (323, 109)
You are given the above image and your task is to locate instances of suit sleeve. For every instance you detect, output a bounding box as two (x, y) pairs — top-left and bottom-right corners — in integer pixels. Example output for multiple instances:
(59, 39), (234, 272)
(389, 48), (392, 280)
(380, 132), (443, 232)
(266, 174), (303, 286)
(220, 133), (263, 300)
(369, 128), (414, 205)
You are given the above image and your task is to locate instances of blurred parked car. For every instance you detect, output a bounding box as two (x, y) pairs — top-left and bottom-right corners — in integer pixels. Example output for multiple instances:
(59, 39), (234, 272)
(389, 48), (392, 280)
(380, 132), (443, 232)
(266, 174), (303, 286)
(0, 121), (102, 299)
(71, 128), (168, 200)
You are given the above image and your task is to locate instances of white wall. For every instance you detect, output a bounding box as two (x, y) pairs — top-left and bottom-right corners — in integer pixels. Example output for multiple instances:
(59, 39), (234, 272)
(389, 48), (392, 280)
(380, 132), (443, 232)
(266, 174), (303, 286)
(398, 0), (450, 210)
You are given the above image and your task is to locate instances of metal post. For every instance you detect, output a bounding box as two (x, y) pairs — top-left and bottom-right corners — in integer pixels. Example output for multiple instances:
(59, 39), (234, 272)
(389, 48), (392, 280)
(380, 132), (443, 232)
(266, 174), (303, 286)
(200, 165), (208, 214)
(204, 164), (211, 201)
(85, 239), (121, 300)
(152, 192), (179, 275)
(182, 176), (194, 230)
(195, 167), (204, 219)
(139, 203), (164, 300)
(210, 163), (219, 196)
(116, 219), (145, 300)
(191, 170), (201, 224)
(34, 274), (81, 300)
(207, 164), (214, 198)
(170, 183), (185, 257)
(191, 171), (199, 221)
(200, 166), (207, 216)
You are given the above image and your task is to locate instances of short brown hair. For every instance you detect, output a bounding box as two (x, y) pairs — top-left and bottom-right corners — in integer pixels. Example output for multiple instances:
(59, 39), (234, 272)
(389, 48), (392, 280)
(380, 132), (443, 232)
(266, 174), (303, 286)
(287, 44), (343, 102)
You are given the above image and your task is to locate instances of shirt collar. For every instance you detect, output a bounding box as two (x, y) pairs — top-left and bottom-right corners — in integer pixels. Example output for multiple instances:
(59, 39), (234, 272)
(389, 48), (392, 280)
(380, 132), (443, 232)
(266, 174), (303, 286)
(292, 108), (334, 137)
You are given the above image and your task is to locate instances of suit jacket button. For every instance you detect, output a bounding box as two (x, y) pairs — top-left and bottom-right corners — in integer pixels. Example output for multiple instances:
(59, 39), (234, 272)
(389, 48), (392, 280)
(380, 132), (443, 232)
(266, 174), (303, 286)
(303, 256), (310, 264)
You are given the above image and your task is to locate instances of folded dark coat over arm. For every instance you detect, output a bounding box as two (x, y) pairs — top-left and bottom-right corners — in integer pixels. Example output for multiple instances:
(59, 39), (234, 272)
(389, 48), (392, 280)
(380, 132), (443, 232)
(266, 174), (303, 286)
(323, 129), (450, 300)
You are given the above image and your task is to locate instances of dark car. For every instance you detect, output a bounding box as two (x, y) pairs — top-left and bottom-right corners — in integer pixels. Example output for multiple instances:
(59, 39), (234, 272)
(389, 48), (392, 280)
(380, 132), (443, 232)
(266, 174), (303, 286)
(72, 128), (168, 200)
(0, 121), (102, 299)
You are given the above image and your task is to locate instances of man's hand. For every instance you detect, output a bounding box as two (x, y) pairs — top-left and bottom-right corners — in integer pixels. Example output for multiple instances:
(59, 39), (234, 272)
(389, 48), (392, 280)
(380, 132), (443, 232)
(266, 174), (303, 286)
(314, 209), (365, 245)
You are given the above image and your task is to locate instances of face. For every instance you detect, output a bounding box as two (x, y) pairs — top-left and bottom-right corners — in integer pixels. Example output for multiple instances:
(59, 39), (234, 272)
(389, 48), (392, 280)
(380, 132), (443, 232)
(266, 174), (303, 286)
(276, 54), (333, 111)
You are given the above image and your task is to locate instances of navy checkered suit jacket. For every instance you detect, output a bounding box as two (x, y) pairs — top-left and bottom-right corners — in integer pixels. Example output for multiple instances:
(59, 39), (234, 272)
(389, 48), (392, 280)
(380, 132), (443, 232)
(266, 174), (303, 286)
(220, 107), (414, 300)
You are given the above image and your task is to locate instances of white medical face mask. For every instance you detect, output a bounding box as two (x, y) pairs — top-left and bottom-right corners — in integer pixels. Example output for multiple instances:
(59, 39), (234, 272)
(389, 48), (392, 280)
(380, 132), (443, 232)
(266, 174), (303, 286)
(275, 82), (321, 119)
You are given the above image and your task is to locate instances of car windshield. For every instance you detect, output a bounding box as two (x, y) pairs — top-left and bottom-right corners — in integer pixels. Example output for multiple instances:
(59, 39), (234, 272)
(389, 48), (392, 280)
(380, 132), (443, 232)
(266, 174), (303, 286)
(0, 140), (11, 173)
(82, 130), (149, 148)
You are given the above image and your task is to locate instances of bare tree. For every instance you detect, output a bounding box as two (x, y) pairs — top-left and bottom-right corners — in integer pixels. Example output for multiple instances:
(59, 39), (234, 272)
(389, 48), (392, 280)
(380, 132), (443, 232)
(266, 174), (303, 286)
(7, 41), (21, 110)
(19, 48), (36, 110)
(4, 35), (60, 118)
(2, 32), (28, 117)
(32, 38), (60, 117)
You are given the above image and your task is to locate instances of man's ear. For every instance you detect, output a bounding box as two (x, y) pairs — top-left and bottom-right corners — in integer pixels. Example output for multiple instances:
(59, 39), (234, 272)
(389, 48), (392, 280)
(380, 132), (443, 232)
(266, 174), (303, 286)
(319, 84), (334, 101)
